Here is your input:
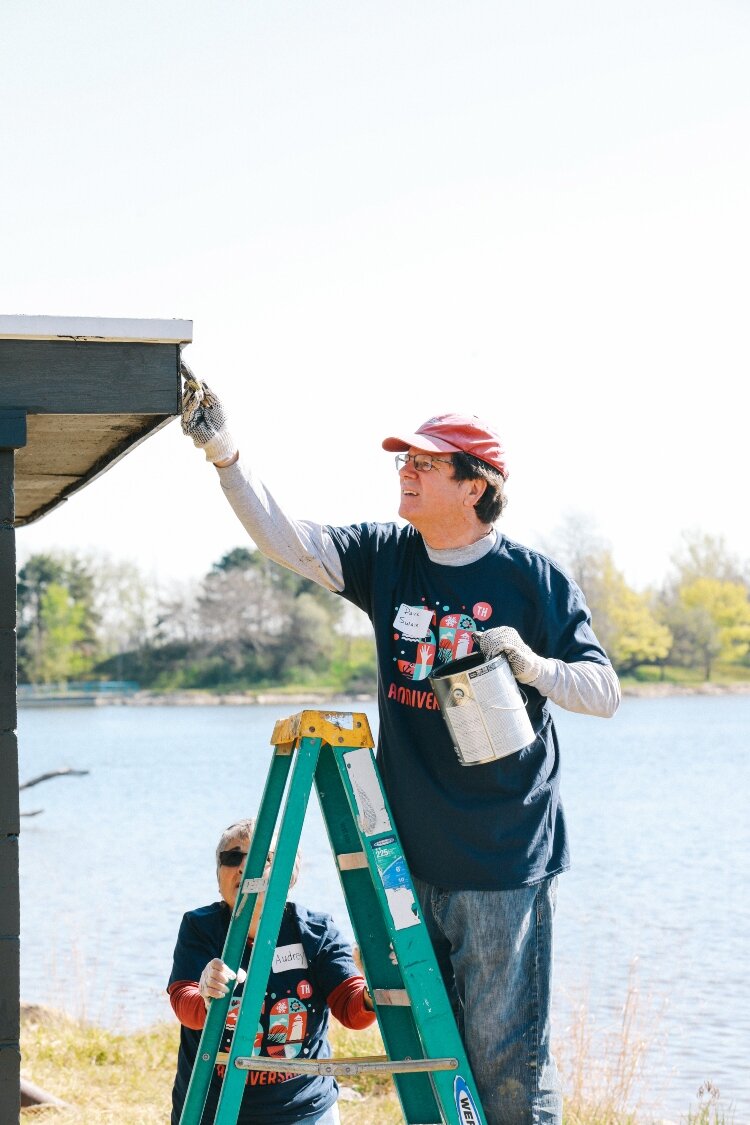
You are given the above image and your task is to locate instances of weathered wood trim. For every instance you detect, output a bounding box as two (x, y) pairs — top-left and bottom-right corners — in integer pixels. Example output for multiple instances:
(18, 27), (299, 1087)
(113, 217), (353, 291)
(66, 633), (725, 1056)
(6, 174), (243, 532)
(0, 315), (192, 344)
(14, 414), (176, 527)
(0, 341), (181, 414)
(0, 413), (26, 451)
(0, 733), (19, 834)
(0, 447), (19, 1125)
(0, 1027), (21, 1122)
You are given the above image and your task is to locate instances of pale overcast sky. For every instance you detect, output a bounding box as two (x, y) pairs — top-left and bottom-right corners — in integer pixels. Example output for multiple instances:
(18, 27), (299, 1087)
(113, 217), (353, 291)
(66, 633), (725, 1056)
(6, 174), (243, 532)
(3, 1), (748, 593)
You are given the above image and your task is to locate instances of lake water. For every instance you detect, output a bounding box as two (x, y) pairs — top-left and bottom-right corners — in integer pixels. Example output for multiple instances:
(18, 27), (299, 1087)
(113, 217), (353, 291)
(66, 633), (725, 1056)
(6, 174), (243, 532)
(17, 695), (750, 1121)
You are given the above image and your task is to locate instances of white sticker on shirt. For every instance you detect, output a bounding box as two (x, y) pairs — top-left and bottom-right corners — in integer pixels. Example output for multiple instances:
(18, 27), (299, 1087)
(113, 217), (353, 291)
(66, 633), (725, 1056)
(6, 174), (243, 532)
(272, 943), (309, 973)
(393, 603), (433, 639)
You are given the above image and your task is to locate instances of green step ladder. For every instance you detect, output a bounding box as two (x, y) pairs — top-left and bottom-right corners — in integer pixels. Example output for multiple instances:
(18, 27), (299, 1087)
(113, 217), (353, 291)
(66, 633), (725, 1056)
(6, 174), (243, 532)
(178, 709), (487, 1125)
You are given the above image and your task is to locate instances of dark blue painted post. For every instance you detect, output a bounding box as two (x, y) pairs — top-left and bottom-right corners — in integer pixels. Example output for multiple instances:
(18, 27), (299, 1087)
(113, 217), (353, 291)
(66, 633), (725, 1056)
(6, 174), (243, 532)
(0, 411), (27, 1125)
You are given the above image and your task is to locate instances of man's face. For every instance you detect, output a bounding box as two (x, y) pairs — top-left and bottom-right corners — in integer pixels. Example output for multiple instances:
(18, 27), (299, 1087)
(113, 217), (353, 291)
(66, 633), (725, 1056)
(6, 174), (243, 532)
(397, 448), (464, 528)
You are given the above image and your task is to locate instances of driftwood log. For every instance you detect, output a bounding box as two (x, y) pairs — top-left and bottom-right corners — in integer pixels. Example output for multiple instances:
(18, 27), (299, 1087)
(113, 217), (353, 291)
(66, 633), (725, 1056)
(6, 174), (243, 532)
(20, 1008), (77, 1108)
(20, 1076), (71, 1108)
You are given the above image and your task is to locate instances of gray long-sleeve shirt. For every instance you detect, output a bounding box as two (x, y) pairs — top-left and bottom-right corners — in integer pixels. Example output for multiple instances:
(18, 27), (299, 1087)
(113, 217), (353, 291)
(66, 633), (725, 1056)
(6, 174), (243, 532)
(216, 457), (620, 718)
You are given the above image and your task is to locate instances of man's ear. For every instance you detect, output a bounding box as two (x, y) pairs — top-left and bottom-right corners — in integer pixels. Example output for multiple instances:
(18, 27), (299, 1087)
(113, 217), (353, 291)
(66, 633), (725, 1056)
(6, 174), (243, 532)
(465, 478), (487, 508)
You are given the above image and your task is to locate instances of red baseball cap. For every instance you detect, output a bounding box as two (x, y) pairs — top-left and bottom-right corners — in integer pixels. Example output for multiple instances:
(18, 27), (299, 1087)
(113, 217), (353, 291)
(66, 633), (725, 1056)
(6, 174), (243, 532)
(382, 413), (508, 479)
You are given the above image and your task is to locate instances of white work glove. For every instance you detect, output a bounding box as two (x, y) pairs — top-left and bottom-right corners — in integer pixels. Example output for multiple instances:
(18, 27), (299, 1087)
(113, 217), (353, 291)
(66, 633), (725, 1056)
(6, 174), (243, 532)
(473, 626), (554, 686)
(197, 958), (246, 1009)
(180, 360), (237, 464)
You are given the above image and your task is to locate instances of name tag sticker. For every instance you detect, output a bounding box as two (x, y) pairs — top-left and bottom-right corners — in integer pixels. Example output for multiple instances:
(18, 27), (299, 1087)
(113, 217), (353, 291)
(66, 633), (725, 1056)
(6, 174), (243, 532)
(272, 943), (309, 973)
(393, 604), (433, 639)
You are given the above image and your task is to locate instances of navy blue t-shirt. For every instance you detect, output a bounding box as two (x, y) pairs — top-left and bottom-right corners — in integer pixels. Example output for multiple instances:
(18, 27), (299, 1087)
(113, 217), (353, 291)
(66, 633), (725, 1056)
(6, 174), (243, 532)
(326, 523), (611, 890)
(168, 900), (358, 1125)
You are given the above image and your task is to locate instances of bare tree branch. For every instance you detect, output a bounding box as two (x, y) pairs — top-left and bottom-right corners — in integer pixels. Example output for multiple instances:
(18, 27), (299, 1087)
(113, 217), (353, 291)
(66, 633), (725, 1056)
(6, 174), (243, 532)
(20, 768), (89, 791)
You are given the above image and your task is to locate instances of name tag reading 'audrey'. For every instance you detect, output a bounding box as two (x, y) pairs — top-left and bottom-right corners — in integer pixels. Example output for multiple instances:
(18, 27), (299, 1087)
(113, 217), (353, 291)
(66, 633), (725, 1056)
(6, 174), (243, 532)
(272, 943), (309, 973)
(393, 604), (433, 639)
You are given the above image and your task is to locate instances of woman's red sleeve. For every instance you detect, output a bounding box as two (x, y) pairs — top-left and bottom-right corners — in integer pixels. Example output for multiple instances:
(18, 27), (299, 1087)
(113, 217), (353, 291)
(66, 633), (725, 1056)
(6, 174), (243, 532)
(170, 976), (375, 1033)
(168, 980), (207, 1031)
(327, 975), (377, 1030)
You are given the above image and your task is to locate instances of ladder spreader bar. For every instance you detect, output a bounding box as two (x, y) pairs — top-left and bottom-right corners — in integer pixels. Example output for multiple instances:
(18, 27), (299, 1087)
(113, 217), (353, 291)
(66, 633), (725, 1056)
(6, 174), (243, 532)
(228, 1054), (459, 1077)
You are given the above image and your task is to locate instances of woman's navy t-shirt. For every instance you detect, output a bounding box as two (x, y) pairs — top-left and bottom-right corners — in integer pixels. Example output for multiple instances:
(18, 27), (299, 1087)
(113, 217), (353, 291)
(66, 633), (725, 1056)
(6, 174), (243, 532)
(168, 900), (357, 1124)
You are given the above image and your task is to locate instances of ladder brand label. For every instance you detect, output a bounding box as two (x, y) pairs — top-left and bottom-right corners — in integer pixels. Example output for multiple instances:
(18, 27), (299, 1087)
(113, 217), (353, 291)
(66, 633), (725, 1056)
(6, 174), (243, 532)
(454, 1075), (481, 1124)
(272, 943), (309, 973)
(371, 836), (420, 931)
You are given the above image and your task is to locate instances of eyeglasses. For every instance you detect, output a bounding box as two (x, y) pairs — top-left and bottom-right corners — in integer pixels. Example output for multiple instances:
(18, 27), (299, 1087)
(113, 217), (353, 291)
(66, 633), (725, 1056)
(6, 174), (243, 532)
(395, 453), (453, 472)
(218, 849), (247, 868)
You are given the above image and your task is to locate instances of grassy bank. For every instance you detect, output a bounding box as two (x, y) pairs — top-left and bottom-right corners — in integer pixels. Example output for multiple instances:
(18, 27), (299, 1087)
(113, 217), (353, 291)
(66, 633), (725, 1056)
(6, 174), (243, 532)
(19, 995), (737, 1124)
(619, 662), (750, 692)
(19, 1007), (401, 1124)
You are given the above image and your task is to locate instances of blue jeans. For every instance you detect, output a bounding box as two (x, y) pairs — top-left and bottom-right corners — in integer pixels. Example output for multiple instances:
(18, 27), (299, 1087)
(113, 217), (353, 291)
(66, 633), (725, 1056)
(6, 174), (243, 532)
(303, 1102), (340, 1124)
(302, 1101), (340, 1124)
(413, 876), (562, 1125)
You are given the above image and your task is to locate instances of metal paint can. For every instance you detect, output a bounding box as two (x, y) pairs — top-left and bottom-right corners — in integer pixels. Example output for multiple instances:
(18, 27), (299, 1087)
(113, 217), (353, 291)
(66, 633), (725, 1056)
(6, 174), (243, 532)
(430, 650), (535, 765)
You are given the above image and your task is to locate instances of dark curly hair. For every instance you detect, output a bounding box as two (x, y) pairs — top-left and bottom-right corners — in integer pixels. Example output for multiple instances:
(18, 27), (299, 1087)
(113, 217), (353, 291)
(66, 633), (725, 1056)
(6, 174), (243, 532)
(450, 451), (508, 525)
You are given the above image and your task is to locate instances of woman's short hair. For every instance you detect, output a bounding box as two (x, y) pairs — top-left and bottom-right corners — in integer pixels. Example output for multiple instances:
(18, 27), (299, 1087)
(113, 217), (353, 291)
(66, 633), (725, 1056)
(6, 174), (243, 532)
(451, 451), (508, 524)
(216, 818), (301, 888)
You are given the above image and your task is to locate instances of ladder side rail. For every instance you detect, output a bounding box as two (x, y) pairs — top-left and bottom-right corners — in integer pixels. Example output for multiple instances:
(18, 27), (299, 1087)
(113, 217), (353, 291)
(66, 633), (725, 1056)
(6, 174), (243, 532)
(211, 735), (322, 1124)
(179, 747), (295, 1125)
(314, 742), (444, 1124)
(334, 742), (489, 1125)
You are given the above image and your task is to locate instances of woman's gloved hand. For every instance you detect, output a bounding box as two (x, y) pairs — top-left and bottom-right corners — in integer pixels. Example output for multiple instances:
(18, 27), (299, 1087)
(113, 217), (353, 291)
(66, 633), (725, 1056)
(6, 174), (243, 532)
(197, 958), (245, 1009)
(180, 360), (237, 464)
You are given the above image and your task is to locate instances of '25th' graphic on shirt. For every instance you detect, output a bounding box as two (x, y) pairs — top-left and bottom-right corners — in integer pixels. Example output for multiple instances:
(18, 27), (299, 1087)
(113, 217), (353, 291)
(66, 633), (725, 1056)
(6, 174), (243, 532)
(394, 602), (493, 682)
(219, 991), (311, 1068)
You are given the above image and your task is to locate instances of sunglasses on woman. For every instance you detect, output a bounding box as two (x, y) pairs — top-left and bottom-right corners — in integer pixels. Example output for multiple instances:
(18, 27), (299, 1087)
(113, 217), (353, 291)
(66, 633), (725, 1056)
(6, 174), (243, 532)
(218, 849), (247, 868)
(219, 849), (274, 868)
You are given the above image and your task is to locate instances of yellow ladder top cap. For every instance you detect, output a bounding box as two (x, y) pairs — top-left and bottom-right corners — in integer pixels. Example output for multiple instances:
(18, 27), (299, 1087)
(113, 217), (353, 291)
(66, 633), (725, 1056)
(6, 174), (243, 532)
(270, 709), (374, 750)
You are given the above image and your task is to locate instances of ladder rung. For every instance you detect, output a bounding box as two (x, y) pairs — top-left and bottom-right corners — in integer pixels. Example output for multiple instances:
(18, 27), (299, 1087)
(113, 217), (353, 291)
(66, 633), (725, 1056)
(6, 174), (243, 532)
(373, 988), (410, 1006)
(227, 1053), (459, 1077)
(337, 851), (368, 870)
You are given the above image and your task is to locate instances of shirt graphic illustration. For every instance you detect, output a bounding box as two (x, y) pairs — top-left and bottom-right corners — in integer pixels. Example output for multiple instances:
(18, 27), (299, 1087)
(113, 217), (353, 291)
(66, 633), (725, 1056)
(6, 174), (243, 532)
(394, 603), (493, 681)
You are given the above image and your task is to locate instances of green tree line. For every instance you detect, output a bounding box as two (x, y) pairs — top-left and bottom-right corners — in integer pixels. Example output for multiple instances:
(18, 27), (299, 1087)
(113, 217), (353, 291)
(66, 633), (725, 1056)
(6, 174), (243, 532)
(16, 525), (750, 690)
(16, 547), (376, 694)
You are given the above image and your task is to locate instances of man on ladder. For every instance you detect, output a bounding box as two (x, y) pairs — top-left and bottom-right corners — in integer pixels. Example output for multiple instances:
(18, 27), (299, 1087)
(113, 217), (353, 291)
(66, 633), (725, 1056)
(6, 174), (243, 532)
(181, 369), (621, 1125)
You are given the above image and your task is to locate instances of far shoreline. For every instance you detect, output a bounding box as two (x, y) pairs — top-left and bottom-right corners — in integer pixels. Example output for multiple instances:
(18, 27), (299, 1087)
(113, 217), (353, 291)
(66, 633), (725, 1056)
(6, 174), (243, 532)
(106, 680), (750, 706)
(18, 681), (750, 709)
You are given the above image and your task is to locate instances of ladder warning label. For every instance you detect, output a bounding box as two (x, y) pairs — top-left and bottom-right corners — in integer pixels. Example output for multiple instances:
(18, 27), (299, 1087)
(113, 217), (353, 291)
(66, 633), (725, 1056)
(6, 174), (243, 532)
(324, 712), (354, 729)
(344, 748), (392, 836)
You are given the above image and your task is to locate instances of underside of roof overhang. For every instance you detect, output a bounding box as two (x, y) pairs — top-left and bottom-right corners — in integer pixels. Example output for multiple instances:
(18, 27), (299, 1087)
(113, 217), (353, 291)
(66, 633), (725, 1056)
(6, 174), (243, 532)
(0, 315), (191, 526)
